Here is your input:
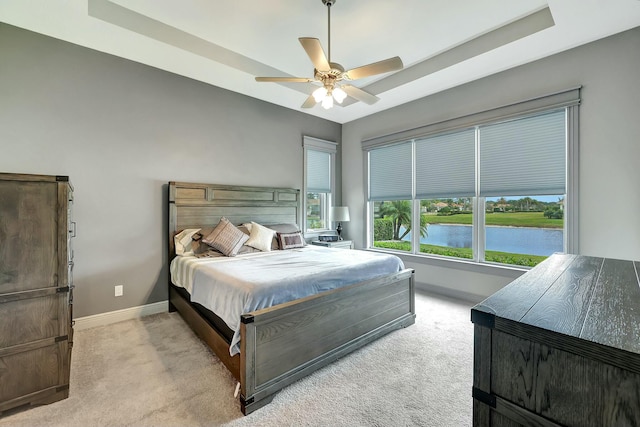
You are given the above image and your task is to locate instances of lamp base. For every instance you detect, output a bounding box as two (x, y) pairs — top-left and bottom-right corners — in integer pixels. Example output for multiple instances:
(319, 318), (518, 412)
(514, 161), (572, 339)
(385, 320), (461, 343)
(336, 222), (343, 240)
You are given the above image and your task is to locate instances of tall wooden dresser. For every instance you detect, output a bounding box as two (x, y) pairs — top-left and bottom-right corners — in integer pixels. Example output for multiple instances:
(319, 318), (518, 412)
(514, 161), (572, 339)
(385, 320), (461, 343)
(0, 172), (74, 414)
(472, 253), (640, 426)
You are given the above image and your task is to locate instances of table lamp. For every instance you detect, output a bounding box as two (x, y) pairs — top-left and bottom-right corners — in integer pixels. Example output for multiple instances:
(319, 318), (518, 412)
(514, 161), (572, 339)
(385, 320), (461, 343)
(330, 206), (350, 240)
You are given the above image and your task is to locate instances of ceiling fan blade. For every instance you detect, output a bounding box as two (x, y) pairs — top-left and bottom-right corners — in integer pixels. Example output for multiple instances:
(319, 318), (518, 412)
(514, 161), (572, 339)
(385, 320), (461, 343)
(301, 95), (317, 109)
(299, 37), (331, 71)
(255, 77), (313, 83)
(341, 85), (379, 105)
(345, 57), (403, 80)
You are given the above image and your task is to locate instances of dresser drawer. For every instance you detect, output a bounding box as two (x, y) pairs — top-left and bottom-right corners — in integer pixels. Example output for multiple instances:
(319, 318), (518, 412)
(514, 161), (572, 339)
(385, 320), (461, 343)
(489, 330), (640, 427)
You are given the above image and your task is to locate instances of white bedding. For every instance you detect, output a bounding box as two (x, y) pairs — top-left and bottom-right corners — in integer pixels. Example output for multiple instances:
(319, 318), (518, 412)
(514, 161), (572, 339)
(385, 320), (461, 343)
(170, 246), (405, 355)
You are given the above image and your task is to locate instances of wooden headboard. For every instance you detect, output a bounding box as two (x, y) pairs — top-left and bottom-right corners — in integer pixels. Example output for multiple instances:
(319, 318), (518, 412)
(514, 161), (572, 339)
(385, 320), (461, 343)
(168, 181), (301, 260)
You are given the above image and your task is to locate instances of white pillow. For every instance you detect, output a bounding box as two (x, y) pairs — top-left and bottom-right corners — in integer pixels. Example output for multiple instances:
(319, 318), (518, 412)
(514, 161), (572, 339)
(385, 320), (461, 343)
(174, 228), (201, 256)
(244, 222), (275, 252)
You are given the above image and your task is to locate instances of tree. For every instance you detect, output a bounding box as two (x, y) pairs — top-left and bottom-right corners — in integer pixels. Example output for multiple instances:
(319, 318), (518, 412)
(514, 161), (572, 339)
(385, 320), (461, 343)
(379, 201), (428, 240)
(438, 206), (452, 215)
(544, 206), (563, 219)
(458, 197), (472, 211)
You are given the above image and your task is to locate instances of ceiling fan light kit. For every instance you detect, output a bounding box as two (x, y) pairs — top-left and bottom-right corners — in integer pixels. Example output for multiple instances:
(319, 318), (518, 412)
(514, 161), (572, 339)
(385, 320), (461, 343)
(255, 0), (404, 110)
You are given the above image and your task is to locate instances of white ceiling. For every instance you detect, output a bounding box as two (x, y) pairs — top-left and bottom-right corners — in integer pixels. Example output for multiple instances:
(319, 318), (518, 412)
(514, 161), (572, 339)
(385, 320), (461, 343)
(2, 0), (640, 124)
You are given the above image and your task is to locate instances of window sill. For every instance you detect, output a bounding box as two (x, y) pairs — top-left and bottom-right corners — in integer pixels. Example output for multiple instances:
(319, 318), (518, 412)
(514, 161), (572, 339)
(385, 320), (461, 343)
(365, 247), (529, 279)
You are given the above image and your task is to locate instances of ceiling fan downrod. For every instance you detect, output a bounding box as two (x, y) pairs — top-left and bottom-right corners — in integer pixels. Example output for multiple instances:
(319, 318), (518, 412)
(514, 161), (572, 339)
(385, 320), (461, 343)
(322, 0), (335, 63)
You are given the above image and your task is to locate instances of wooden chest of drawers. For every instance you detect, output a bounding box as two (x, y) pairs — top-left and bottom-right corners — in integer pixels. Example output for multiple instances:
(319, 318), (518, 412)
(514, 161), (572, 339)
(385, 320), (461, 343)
(0, 173), (74, 414)
(471, 253), (640, 427)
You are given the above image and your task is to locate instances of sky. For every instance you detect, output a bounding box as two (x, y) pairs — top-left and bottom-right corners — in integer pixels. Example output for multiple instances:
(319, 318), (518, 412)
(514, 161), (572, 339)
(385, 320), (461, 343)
(486, 195), (563, 203)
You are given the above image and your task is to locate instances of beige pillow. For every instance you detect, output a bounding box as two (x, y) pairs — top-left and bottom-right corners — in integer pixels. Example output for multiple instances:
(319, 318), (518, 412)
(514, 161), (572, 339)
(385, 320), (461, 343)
(245, 221), (276, 252)
(202, 217), (249, 257)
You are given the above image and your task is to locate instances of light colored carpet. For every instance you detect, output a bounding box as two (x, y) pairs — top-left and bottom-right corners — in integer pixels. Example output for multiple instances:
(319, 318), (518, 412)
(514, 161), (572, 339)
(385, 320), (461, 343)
(0, 291), (475, 427)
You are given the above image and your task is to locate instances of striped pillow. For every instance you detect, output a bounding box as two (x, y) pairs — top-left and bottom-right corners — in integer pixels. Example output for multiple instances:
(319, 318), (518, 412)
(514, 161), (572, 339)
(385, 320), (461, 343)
(202, 217), (249, 257)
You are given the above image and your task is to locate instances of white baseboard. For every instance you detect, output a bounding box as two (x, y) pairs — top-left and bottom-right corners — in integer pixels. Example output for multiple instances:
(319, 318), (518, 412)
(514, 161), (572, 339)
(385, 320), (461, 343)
(74, 300), (168, 331)
(415, 281), (485, 304)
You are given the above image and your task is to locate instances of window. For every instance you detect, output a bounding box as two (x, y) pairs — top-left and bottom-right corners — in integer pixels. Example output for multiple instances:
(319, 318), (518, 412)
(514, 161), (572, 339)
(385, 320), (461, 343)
(415, 129), (476, 259)
(364, 88), (579, 268)
(304, 136), (337, 232)
(372, 200), (413, 253)
(418, 198), (474, 259)
(478, 110), (567, 266)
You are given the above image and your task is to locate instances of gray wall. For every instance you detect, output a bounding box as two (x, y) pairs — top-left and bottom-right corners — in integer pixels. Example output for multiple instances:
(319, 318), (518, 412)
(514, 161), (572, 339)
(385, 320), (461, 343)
(342, 27), (640, 300)
(2, 21), (639, 315)
(0, 24), (341, 317)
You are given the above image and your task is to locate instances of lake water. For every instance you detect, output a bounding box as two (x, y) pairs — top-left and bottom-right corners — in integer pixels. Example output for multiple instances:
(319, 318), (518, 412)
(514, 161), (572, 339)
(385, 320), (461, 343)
(402, 224), (563, 256)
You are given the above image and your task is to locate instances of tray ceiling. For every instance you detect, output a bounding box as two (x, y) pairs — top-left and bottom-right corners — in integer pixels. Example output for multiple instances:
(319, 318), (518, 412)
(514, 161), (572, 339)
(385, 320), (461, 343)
(1, 0), (640, 123)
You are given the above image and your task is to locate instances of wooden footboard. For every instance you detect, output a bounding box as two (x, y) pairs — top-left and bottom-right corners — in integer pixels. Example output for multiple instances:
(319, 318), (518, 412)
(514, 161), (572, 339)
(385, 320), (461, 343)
(239, 268), (415, 415)
(170, 268), (415, 415)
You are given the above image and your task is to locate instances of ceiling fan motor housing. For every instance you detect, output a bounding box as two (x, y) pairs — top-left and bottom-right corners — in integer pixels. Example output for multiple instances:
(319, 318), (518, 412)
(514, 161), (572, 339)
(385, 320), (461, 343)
(322, 0), (336, 6)
(315, 62), (345, 89)
(314, 62), (344, 77)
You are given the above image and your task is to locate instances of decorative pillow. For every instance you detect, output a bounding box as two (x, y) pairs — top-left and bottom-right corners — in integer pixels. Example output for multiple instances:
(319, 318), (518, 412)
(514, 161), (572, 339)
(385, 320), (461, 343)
(174, 228), (201, 256)
(202, 217), (249, 257)
(266, 223), (302, 249)
(277, 231), (306, 250)
(245, 221), (276, 252)
(199, 225), (257, 255)
(194, 242), (260, 257)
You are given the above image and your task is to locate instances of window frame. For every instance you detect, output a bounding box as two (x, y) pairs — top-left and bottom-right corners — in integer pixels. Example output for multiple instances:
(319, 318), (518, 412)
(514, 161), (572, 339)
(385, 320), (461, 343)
(303, 136), (337, 235)
(363, 88), (580, 269)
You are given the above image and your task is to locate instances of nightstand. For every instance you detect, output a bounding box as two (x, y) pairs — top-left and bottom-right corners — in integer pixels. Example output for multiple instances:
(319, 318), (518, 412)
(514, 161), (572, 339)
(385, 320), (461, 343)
(311, 240), (353, 249)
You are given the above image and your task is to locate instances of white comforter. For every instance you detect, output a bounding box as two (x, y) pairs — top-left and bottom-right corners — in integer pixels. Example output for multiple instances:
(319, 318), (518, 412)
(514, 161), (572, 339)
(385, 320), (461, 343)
(170, 246), (405, 355)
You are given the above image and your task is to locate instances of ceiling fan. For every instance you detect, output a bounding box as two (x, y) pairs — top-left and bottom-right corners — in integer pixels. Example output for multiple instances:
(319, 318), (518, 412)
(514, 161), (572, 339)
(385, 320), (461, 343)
(255, 0), (403, 109)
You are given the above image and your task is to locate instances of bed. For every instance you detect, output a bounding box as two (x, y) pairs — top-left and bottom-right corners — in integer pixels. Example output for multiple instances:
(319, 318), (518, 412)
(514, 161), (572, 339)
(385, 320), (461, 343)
(168, 181), (416, 415)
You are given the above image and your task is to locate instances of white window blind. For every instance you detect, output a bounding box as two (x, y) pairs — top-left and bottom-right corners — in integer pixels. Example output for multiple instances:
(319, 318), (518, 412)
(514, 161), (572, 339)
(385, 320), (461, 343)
(306, 150), (331, 193)
(369, 142), (412, 201)
(415, 128), (476, 199)
(479, 109), (566, 197)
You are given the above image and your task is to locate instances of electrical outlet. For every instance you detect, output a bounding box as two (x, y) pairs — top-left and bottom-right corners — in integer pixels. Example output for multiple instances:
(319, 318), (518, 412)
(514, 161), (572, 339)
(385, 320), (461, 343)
(115, 285), (123, 297)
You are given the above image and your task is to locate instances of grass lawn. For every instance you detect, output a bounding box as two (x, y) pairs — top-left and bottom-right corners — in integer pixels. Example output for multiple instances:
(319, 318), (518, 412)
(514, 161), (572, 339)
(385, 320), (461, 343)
(373, 241), (548, 267)
(424, 211), (563, 228)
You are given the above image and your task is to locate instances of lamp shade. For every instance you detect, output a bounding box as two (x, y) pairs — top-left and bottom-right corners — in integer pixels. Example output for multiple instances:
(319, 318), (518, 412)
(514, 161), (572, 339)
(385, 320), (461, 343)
(313, 86), (328, 102)
(330, 206), (350, 222)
